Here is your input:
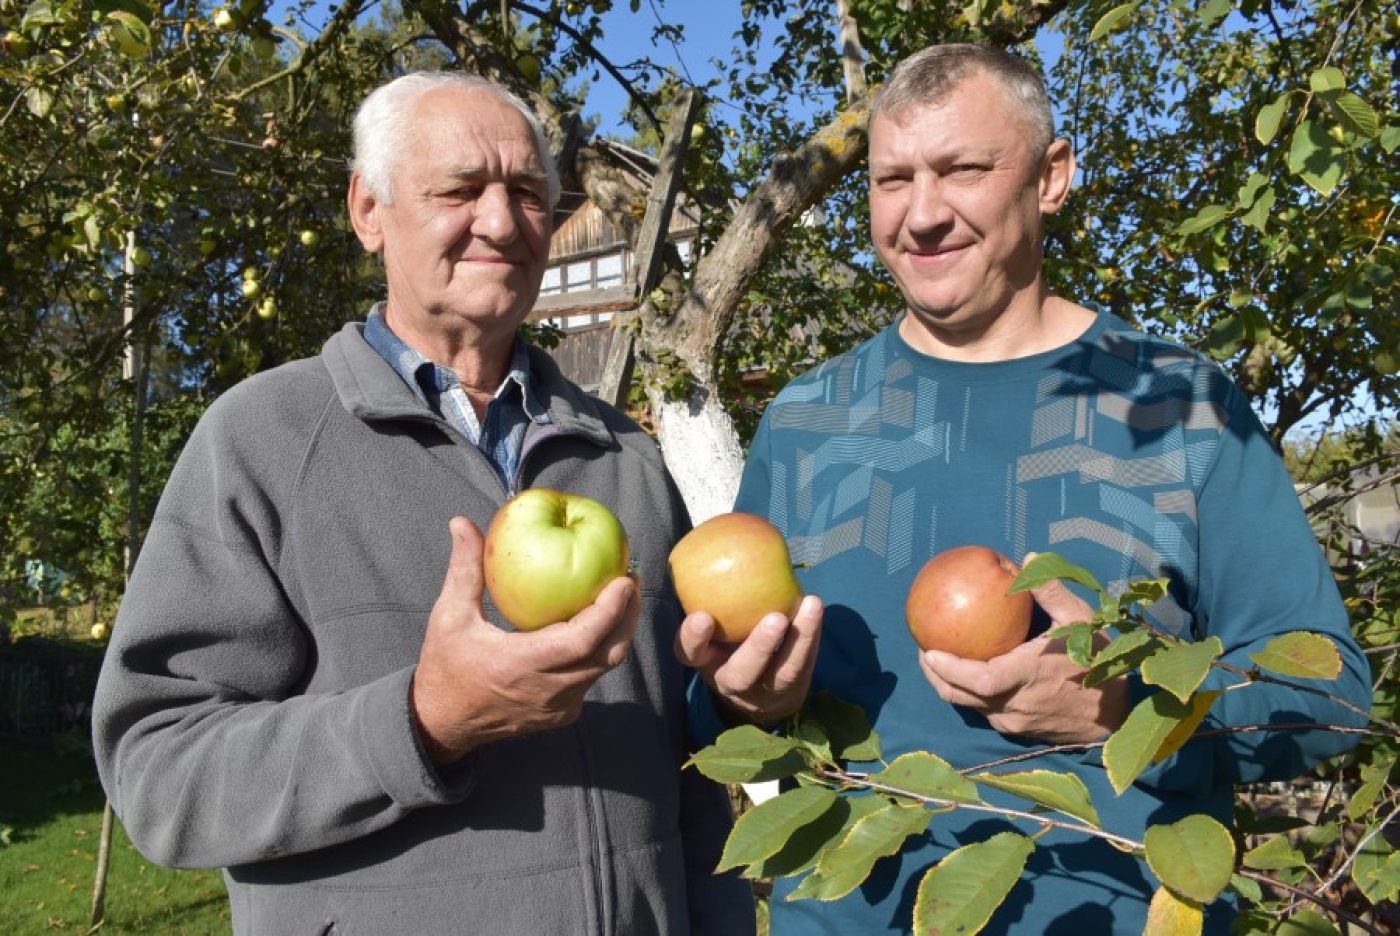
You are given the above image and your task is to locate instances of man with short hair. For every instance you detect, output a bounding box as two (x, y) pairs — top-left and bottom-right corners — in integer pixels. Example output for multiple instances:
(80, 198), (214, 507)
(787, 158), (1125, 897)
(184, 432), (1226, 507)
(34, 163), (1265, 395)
(93, 71), (754, 935)
(678, 44), (1370, 934)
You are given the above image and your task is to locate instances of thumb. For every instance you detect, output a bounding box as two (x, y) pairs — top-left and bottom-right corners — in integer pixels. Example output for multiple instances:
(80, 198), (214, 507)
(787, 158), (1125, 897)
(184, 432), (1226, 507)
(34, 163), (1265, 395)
(1024, 552), (1093, 628)
(436, 516), (486, 615)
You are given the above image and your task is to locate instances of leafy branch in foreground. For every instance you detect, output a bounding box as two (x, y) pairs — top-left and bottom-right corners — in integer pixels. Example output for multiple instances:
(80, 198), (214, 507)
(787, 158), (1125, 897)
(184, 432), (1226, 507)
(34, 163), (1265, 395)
(687, 553), (1398, 936)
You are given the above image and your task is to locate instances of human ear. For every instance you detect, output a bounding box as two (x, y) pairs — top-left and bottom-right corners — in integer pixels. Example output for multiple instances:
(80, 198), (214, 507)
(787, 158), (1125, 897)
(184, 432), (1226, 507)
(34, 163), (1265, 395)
(1038, 139), (1076, 215)
(347, 172), (385, 254)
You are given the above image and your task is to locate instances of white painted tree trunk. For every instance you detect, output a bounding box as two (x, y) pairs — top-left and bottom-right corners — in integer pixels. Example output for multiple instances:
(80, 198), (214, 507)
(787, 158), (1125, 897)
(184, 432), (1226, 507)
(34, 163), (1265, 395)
(650, 385), (745, 526)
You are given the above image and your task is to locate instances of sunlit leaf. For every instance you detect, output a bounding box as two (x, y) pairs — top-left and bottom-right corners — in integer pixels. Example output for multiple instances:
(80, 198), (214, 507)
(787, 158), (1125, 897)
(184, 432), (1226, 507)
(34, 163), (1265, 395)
(1329, 91), (1379, 139)
(790, 802), (931, 901)
(1248, 632), (1342, 680)
(1274, 909), (1341, 934)
(750, 794), (885, 879)
(1354, 840), (1400, 905)
(1085, 629), (1163, 687)
(1144, 814), (1235, 903)
(1010, 553), (1103, 594)
(1308, 66), (1346, 94)
(869, 751), (978, 804)
(972, 769), (1100, 827)
(1145, 885), (1204, 936)
(1090, 2), (1142, 41)
(1348, 755), (1396, 822)
(1176, 204), (1230, 236)
(1141, 638), (1223, 702)
(1154, 690), (1221, 763)
(1104, 691), (1196, 793)
(1255, 94), (1292, 145)
(718, 785), (838, 873)
(1243, 834), (1307, 871)
(912, 833), (1035, 936)
(1287, 119), (1346, 196)
(686, 725), (808, 783)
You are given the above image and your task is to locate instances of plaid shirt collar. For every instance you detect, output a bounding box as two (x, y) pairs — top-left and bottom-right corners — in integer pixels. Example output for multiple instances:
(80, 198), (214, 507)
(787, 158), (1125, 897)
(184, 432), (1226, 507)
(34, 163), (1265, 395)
(363, 306), (549, 486)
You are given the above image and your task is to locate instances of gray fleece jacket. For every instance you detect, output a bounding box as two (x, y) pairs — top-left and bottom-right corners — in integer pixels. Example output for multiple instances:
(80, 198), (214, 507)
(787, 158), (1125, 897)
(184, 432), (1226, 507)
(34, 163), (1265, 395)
(92, 322), (755, 936)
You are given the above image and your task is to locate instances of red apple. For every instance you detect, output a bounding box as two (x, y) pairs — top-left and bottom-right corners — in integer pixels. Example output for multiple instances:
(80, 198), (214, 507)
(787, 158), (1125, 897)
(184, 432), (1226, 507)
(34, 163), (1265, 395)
(906, 545), (1032, 661)
(483, 488), (630, 631)
(668, 512), (802, 642)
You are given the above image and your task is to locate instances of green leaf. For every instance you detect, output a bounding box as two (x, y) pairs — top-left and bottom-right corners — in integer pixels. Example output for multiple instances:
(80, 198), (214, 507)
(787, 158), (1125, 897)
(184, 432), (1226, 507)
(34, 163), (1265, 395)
(1085, 629), (1164, 687)
(1228, 873), (1263, 903)
(790, 802), (932, 901)
(1089, 2), (1141, 41)
(1119, 577), (1170, 607)
(1354, 838), (1400, 905)
(1011, 553), (1103, 595)
(1145, 885), (1203, 935)
(1141, 638), (1223, 703)
(1308, 67), (1346, 94)
(717, 785), (838, 873)
(1154, 690), (1221, 763)
(1195, 0), (1231, 26)
(1144, 814), (1235, 903)
(1381, 124), (1400, 153)
(1255, 94), (1293, 145)
(1287, 119), (1346, 196)
(807, 692), (881, 762)
(792, 719), (833, 764)
(1329, 91), (1379, 139)
(1104, 691), (1197, 793)
(869, 751), (979, 804)
(912, 832), (1035, 935)
(1348, 755), (1396, 822)
(972, 769), (1101, 827)
(1248, 632), (1342, 680)
(1176, 204), (1230, 236)
(750, 794), (885, 879)
(1242, 834), (1307, 871)
(1241, 185), (1275, 232)
(686, 725), (808, 783)
(1274, 909), (1341, 935)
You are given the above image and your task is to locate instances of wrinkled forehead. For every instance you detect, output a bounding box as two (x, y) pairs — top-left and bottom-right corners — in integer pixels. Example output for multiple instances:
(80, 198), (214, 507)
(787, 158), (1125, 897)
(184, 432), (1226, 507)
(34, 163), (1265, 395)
(410, 87), (546, 166)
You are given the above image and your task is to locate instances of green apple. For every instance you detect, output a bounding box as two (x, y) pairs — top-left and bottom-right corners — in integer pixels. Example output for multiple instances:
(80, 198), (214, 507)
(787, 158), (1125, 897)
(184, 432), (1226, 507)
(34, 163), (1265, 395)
(256, 295), (276, 319)
(130, 245), (152, 268)
(91, 622), (108, 641)
(483, 488), (630, 631)
(668, 512), (802, 642)
(241, 278), (261, 299)
(298, 229), (318, 247)
(212, 8), (236, 32)
(515, 51), (542, 85)
(906, 545), (1031, 661)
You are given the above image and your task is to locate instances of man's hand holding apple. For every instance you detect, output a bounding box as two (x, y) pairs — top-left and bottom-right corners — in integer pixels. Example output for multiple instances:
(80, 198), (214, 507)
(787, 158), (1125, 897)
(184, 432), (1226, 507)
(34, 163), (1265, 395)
(918, 557), (1129, 744)
(411, 516), (640, 767)
(675, 595), (823, 727)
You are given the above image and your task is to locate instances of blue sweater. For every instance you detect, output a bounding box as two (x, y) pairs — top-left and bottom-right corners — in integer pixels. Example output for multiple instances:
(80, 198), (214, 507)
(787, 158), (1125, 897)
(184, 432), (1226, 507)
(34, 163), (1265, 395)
(732, 312), (1369, 935)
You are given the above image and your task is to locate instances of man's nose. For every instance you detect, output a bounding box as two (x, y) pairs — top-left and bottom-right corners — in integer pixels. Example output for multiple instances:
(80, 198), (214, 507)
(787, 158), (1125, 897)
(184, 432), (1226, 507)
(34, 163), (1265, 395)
(472, 185), (519, 242)
(904, 175), (954, 233)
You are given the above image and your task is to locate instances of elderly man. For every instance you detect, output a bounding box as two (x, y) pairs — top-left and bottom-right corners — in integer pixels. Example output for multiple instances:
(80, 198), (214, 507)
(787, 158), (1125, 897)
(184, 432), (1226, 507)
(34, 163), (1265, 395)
(678, 44), (1370, 934)
(93, 72), (754, 935)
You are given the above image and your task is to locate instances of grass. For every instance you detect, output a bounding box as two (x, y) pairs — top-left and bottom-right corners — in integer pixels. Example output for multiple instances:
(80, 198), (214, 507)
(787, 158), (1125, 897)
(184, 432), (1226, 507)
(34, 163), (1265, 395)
(0, 740), (230, 935)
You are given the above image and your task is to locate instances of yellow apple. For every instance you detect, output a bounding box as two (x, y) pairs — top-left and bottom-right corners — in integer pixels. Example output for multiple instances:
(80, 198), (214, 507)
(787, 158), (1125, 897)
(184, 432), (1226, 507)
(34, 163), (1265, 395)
(667, 512), (802, 642)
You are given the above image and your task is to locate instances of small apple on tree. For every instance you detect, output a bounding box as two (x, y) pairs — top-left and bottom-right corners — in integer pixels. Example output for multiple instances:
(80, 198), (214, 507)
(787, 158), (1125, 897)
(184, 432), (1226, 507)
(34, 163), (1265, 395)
(483, 488), (630, 631)
(668, 512), (803, 642)
(905, 545), (1032, 661)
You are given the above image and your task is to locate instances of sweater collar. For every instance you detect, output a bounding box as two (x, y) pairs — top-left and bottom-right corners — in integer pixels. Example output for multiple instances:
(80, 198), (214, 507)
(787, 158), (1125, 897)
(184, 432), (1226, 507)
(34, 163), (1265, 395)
(322, 319), (615, 449)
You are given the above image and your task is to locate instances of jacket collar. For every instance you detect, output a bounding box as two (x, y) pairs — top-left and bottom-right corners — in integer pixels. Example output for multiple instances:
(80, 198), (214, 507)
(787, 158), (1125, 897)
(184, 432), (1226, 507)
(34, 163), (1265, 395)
(322, 321), (616, 450)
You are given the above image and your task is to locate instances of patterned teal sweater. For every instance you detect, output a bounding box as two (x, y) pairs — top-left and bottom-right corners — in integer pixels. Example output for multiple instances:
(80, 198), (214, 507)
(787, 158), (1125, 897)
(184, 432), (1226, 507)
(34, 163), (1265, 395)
(730, 311), (1369, 935)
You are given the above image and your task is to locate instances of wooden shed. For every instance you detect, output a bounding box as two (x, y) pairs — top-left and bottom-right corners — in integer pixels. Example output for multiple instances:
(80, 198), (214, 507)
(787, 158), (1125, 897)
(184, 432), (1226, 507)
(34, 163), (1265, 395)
(531, 140), (698, 393)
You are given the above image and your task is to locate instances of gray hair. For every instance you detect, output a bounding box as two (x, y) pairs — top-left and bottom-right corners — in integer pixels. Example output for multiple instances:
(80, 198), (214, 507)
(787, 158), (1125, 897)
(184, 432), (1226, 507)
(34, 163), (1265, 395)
(351, 71), (561, 209)
(873, 44), (1055, 155)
